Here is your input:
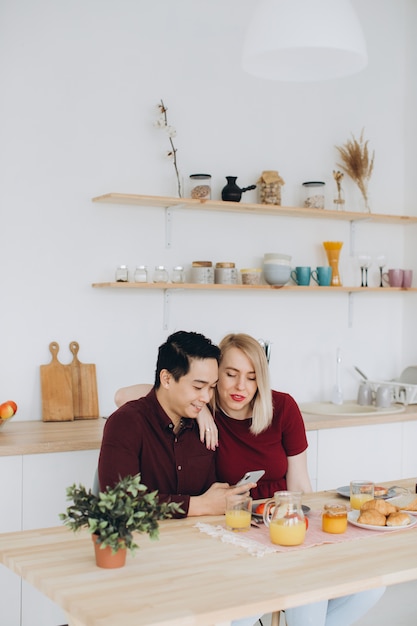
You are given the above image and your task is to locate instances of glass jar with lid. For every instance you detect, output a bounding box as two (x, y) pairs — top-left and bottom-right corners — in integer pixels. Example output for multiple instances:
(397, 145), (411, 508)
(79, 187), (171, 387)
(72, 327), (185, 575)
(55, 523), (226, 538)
(115, 265), (129, 282)
(153, 265), (169, 283)
(302, 181), (325, 209)
(134, 266), (148, 283)
(189, 174), (211, 200)
(215, 262), (238, 285)
(322, 503), (347, 534)
(171, 266), (185, 283)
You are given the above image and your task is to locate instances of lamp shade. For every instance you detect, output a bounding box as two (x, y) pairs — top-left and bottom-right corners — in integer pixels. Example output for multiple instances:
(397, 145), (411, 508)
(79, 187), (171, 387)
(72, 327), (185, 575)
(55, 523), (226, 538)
(242, 0), (368, 81)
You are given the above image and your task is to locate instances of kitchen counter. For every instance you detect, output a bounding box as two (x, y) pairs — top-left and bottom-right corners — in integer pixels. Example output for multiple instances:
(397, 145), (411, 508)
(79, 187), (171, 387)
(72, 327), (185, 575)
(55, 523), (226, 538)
(1, 405), (417, 456)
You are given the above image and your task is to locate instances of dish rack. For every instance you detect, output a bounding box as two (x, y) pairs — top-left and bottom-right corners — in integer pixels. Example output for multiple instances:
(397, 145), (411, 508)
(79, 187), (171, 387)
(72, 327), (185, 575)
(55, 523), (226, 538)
(366, 380), (417, 405)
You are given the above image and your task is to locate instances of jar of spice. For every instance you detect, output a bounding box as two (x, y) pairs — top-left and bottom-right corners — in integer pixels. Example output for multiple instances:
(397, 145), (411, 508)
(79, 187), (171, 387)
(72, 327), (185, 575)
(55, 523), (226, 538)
(153, 266), (169, 283)
(258, 170), (285, 205)
(134, 266), (148, 283)
(189, 174), (211, 200)
(215, 262), (238, 285)
(302, 181), (325, 209)
(191, 261), (214, 284)
(115, 265), (129, 282)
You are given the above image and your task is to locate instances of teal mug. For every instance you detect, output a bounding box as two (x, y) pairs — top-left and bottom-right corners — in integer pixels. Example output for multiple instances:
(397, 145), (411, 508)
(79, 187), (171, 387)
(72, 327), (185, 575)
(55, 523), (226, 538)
(291, 266), (311, 286)
(311, 266), (332, 286)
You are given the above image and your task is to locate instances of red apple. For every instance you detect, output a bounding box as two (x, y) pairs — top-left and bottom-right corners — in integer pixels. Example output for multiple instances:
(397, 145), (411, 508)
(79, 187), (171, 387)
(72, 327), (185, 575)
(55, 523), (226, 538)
(0, 400), (18, 419)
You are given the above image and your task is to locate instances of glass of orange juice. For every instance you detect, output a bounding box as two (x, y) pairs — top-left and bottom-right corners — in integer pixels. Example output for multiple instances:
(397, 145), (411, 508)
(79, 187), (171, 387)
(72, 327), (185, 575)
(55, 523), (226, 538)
(225, 494), (252, 532)
(350, 480), (374, 510)
(322, 503), (348, 533)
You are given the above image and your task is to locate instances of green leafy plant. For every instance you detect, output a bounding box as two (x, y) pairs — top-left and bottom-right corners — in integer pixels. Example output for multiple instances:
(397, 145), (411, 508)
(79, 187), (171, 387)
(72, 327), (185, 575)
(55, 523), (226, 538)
(60, 474), (183, 555)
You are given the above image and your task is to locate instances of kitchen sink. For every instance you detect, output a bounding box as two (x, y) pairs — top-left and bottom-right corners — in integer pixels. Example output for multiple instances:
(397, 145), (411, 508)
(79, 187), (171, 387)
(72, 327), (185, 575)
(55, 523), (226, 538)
(299, 401), (406, 417)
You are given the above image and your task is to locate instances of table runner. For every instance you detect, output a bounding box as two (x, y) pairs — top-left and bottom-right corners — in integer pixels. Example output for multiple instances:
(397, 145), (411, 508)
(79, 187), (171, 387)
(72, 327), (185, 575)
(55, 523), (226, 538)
(195, 511), (416, 557)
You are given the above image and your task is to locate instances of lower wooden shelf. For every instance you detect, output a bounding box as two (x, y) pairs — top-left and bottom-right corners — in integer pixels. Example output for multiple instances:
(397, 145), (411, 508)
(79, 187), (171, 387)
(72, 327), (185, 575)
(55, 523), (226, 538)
(92, 282), (417, 293)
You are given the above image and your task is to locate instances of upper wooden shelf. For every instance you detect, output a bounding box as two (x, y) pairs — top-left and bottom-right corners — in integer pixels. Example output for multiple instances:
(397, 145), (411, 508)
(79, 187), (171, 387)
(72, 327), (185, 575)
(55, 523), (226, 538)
(91, 282), (417, 293)
(92, 193), (417, 224)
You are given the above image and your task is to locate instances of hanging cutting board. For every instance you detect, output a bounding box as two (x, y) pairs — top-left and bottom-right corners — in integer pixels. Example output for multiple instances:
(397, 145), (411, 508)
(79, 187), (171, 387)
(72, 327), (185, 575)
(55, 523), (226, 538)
(40, 342), (74, 422)
(69, 341), (99, 419)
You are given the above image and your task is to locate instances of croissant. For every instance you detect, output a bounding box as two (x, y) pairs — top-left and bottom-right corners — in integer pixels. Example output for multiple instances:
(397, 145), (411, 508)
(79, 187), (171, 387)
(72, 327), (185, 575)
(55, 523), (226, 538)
(386, 512), (410, 526)
(357, 509), (386, 526)
(360, 498), (397, 516)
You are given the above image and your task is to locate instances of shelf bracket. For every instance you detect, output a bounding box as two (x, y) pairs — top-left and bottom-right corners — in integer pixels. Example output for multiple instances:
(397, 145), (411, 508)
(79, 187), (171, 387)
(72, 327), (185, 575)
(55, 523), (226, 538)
(348, 292), (354, 328)
(163, 289), (170, 330)
(165, 208), (173, 249)
(349, 221), (356, 256)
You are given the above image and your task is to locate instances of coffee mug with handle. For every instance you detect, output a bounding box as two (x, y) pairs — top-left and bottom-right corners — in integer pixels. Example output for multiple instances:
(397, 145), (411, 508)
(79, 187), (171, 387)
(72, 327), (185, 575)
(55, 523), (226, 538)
(311, 266), (332, 286)
(291, 266), (311, 286)
(382, 268), (404, 287)
(402, 269), (413, 288)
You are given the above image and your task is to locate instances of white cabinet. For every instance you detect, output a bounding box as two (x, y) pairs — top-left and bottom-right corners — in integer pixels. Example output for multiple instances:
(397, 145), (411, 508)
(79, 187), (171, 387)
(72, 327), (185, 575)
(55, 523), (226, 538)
(0, 449), (99, 626)
(315, 423), (403, 491)
(402, 421), (417, 479)
(0, 456), (23, 626)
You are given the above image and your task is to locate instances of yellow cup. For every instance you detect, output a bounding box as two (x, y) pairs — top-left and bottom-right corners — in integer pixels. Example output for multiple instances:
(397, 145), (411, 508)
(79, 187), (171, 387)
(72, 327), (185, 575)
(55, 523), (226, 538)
(350, 480), (374, 510)
(225, 495), (252, 532)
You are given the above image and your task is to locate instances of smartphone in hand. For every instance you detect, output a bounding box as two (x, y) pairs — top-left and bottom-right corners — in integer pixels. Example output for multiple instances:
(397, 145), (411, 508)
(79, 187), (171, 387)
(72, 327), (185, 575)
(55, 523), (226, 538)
(236, 470), (265, 487)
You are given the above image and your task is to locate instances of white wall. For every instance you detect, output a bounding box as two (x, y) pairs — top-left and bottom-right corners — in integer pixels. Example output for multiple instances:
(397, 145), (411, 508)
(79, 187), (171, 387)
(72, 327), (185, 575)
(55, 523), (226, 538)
(1, 0), (416, 420)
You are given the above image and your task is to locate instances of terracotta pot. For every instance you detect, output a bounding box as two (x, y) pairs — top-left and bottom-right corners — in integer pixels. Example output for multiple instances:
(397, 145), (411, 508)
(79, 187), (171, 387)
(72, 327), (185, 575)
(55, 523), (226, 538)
(92, 535), (127, 569)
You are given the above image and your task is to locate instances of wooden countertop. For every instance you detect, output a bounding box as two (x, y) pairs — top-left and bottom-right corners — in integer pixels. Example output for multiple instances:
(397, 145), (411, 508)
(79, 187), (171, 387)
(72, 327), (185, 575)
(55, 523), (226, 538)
(1, 405), (417, 456)
(0, 478), (416, 626)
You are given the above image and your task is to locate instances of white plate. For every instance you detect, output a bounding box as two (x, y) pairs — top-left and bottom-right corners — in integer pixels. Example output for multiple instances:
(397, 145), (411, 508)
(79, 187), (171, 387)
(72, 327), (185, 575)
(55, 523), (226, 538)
(386, 495), (417, 516)
(348, 510), (417, 530)
(336, 486), (396, 499)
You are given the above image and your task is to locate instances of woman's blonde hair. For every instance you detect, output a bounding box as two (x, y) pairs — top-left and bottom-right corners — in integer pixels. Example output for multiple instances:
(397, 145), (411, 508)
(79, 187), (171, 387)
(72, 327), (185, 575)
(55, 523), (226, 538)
(218, 333), (273, 435)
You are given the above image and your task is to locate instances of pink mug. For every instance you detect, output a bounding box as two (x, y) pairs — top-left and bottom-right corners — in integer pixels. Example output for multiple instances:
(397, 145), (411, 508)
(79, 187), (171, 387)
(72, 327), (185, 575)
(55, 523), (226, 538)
(402, 269), (413, 288)
(383, 268), (404, 287)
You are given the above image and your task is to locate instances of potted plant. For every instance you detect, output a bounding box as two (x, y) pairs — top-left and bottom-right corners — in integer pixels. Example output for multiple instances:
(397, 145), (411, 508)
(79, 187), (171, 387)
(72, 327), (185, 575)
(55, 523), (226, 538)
(60, 473), (183, 568)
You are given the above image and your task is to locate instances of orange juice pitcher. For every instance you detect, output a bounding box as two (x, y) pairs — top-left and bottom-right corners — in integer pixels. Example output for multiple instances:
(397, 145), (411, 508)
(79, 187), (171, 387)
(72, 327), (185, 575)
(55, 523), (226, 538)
(263, 491), (306, 546)
(323, 241), (343, 286)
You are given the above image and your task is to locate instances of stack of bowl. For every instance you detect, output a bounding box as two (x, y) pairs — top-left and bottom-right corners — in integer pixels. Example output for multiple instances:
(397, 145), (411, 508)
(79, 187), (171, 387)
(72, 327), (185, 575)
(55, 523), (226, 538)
(263, 253), (292, 286)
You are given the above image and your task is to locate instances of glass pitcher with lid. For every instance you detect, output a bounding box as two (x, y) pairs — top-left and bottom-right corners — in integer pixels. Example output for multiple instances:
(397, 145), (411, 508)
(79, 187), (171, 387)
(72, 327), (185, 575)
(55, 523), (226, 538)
(263, 491), (306, 546)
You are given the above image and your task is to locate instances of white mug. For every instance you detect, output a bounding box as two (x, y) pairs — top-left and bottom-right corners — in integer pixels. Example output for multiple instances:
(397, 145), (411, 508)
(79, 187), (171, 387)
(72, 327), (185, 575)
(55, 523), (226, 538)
(375, 385), (391, 408)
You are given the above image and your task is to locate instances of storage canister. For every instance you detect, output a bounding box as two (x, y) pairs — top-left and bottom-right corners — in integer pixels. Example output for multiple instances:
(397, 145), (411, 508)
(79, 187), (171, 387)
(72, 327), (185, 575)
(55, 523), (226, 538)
(191, 261), (214, 284)
(171, 266), (186, 283)
(215, 262), (238, 285)
(153, 266), (169, 283)
(302, 181), (325, 209)
(257, 170), (285, 205)
(134, 265), (148, 283)
(115, 265), (129, 282)
(189, 174), (211, 200)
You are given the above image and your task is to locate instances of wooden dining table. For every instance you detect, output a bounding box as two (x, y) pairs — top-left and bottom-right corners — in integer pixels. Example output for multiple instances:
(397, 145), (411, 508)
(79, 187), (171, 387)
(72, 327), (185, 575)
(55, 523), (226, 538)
(0, 478), (416, 626)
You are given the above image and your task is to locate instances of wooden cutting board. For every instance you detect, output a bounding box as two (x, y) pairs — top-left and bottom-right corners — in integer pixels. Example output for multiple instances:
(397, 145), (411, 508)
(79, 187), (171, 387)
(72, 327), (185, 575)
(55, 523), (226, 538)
(40, 342), (74, 422)
(69, 341), (99, 419)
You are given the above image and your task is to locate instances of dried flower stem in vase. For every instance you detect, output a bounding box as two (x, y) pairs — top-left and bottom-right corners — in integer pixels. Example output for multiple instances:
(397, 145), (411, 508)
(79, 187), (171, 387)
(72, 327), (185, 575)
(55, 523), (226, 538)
(335, 130), (374, 213)
(332, 170), (345, 210)
(154, 99), (182, 198)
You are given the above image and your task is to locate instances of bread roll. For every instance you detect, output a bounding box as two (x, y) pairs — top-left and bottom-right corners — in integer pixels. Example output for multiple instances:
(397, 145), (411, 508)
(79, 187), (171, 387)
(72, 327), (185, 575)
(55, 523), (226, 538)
(360, 498), (397, 516)
(386, 512), (410, 527)
(374, 485), (388, 497)
(357, 510), (386, 526)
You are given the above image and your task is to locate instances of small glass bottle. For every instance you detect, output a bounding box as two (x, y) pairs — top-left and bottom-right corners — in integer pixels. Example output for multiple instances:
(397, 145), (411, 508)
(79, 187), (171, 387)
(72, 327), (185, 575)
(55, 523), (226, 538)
(153, 265), (169, 283)
(115, 265), (129, 282)
(171, 266), (185, 283)
(189, 174), (211, 200)
(134, 266), (148, 283)
(302, 181), (325, 209)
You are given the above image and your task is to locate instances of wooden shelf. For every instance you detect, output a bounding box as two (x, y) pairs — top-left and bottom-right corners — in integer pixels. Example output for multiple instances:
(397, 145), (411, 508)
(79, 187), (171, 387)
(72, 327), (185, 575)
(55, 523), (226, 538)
(92, 192), (417, 224)
(92, 282), (417, 293)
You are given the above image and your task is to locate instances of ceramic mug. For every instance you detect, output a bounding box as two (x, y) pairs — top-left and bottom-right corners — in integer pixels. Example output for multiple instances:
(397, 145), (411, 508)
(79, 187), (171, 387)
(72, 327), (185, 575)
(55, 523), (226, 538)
(357, 383), (373, 406)
(375, 385), (392, 408)
(383, 268), (404, 287)
(291, 266), (311, 286)
(311, 266), (332, 286)
(402, 269), (413, 288)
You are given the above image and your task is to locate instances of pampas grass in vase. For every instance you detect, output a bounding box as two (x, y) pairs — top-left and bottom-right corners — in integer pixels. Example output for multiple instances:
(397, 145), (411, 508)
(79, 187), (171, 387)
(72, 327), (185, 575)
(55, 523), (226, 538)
(335, 130), (374, 213)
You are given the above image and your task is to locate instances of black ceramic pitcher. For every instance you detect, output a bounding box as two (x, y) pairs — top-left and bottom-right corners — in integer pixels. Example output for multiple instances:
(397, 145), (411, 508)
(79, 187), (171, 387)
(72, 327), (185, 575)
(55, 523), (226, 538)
(221, 176), (256, 202)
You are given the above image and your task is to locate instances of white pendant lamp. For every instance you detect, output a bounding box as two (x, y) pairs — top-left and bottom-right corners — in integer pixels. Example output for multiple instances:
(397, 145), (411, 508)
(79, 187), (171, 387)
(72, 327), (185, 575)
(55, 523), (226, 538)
(242, 0), (368, 82)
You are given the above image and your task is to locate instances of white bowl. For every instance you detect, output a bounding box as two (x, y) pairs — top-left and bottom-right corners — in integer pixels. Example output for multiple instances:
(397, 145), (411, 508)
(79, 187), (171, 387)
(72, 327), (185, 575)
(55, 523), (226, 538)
(264, 253), (292, 263)
(263, 263), (291, 286)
